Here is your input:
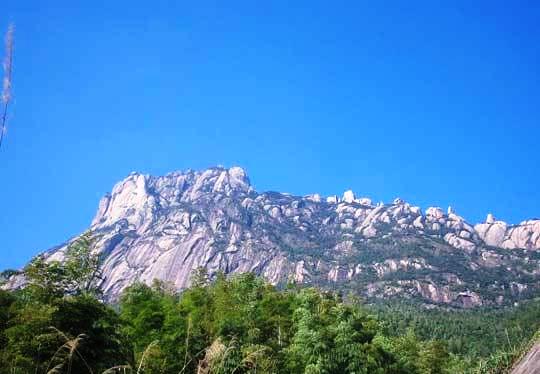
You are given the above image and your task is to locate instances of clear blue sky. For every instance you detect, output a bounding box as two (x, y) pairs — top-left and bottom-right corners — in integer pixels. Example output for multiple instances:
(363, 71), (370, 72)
(1, 1), (539, 270)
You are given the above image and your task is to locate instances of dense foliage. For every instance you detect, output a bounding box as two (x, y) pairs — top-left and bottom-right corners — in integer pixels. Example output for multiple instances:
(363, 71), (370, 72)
(374, 299), (540, 358)
(0, 234), (538, 373)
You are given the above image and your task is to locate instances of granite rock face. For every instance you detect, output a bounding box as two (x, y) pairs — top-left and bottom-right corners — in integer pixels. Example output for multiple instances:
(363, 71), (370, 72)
(475, 214), (540, 250)
(15, 167), (540, 307)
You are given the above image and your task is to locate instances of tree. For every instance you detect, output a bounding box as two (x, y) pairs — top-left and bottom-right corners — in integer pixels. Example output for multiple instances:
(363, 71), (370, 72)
(63, 231), (103, 296)
(2, 269), (506, 373)
(24, 255), (69, 302)
(0, 290), (15, 350)
(51, 295), (132, 372)
(0, 294), (130, 374)
(24, 231), (103, 301)
(285, 288), (406, 374)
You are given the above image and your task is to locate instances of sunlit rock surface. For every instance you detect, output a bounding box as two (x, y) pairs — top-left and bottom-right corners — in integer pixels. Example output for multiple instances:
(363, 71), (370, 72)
(15, 166), (540, 307)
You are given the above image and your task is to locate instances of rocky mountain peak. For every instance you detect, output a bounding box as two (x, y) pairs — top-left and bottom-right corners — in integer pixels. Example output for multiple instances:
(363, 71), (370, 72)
(342, 190), (356, 203)
(326, 195), (339, 204)
(393, 198), (405, 205)
(11, 166), (540, 308)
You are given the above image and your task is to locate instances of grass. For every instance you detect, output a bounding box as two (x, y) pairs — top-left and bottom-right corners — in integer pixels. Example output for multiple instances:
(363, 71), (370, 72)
(0, 23), (14, 149)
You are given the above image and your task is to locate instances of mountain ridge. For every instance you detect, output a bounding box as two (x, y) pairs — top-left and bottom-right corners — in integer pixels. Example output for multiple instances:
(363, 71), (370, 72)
(7, 166), (540, 307)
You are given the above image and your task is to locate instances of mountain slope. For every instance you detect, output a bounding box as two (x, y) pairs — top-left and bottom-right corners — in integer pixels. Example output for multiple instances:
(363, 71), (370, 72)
(14, 166), (540, 306)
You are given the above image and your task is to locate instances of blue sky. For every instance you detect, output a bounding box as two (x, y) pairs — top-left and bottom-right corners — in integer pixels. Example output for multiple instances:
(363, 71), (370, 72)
(1, 1), (539, 269)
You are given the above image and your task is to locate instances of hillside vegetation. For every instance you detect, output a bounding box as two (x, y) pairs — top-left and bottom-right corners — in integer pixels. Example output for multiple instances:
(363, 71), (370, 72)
(1, 235), (540, 373)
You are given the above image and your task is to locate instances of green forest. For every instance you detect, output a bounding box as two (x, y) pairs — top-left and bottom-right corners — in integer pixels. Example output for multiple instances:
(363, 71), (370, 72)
(1, 233), (539, 374)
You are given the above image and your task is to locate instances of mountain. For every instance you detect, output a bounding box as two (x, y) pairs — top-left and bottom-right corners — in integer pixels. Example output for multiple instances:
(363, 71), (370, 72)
(9, 166), (540, 307)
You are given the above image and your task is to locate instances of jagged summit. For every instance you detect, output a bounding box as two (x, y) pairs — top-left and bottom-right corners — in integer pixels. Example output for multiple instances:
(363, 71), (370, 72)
(92, 166), (252, 227)
(11, 166), (540, 307)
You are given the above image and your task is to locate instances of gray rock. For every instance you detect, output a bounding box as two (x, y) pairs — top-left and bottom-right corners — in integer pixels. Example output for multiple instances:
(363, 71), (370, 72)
(9, 166), (540, 308)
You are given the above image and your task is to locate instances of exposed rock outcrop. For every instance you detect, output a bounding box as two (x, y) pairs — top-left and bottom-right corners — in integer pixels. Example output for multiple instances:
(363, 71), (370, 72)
(475, 214), (540, 250)
(511, 339), (540, 374)
(9, 166), (540, 307)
